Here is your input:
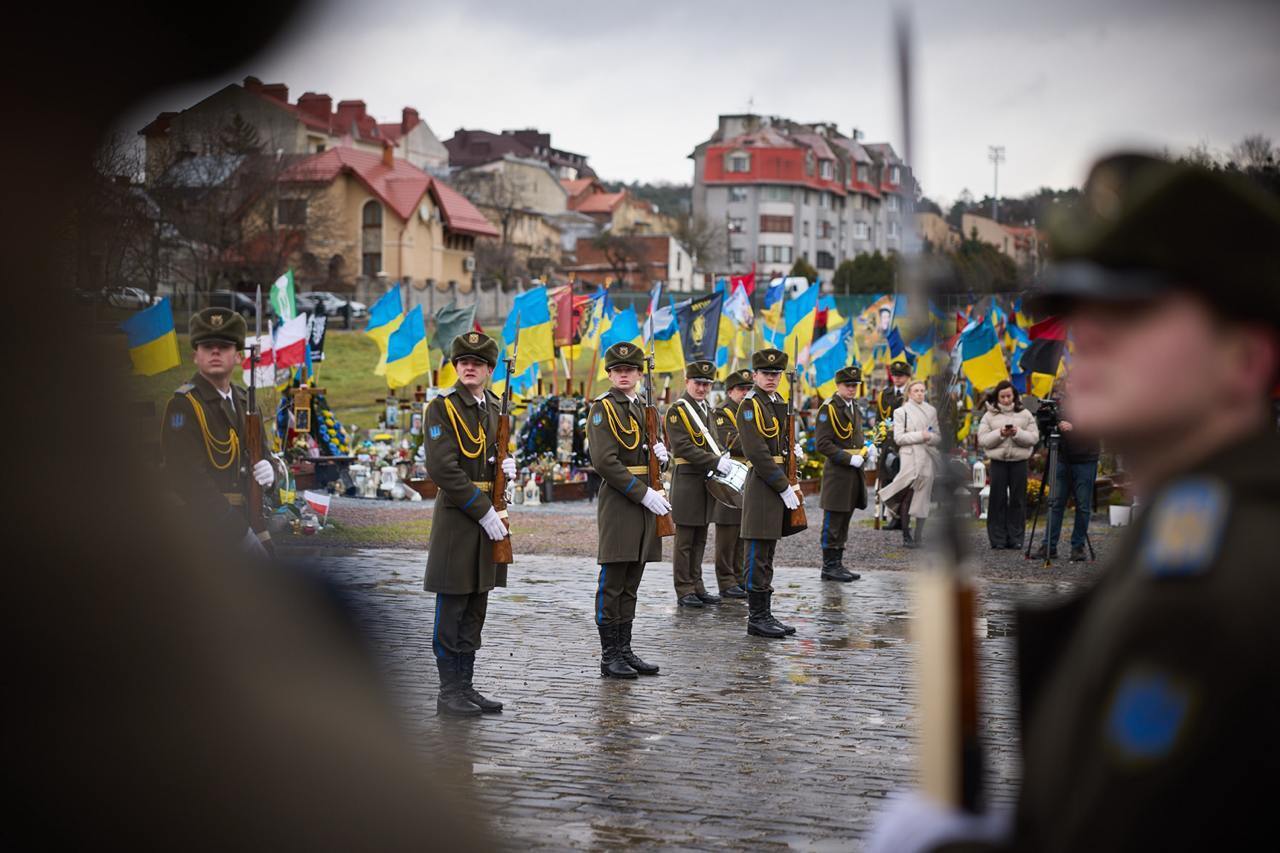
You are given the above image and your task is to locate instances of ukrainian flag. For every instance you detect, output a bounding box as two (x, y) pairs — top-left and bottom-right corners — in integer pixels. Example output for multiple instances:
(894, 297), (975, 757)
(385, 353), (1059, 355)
(811, 320), (853, 399)
(598, 306), (643, 379)
(384, 304), (430, 389)
(365, 284), (404, 376)
(783, 283), (819, 364)
(649, 303), (685, 374)
(121, 297), (180, 376)
(959, 319), (1010, 395)
(513, 286), (554, 374)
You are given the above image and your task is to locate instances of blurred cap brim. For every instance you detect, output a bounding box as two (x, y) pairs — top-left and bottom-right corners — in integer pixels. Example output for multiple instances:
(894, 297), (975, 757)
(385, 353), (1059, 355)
(1027, 261), (1168, 315)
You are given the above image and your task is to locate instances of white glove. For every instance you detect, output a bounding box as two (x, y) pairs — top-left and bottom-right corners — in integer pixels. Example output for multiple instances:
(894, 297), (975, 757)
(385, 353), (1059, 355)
(715, 455), (733, 476)
(502, 457), (517, 479)
(794, 442), (805, 459)
(252, 459), (275, 486)
(849, 454), (865, 469)
(641, 487), (672, 516)
(651, 441), (669, 464)
(479, 507), (507, 541)
(780, 486), (800, 510)
(240, 527), (267, 556)
(866, 791), (1012, 853)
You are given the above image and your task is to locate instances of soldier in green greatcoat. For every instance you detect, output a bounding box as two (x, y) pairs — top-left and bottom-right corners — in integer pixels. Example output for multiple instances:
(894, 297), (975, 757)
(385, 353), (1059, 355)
(666, 359), (735, 608)
(423, 331), (517, 717)
(875, 359), (912, 530)
(710, 369), (753, 599)
(814, 365), (873, 582)
(737, 348), (806, 639)
(587, 342), (670, 678)
(161, 307), (277, 555)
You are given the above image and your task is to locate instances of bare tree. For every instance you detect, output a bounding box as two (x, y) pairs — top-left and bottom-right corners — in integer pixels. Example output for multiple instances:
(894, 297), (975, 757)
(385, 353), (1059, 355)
(1230, 134), (1275, 169)
(591, 229), (650, 287)
(452, 166), (532, 289)
(671, 212), (727, 273)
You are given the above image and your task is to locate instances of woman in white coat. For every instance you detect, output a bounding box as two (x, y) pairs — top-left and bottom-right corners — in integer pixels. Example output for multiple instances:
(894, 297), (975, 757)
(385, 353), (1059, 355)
(878, 380), (941, 548)
(976, 380), (1039, 550)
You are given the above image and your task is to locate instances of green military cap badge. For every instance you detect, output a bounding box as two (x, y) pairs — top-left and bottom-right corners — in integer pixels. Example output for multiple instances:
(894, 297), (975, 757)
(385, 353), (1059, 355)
(189, 307), (246, 349)
(752, 348), (787, 372)
(685, 360), (715, 381)
(604, 341), (645, 371)
(724, 369), (753, 390)
(889, 360), (912, 377)
(451, 330), (499, 366)
(1034, 152), (1280, 325)
(836, 365), (862, 385)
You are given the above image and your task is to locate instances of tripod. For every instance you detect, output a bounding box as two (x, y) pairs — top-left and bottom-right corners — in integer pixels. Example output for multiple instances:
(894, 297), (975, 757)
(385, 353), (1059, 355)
(1024, 429), (1096, 567)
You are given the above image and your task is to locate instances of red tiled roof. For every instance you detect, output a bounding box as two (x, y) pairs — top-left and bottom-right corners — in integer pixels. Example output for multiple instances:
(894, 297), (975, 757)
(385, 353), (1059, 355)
(574, 191), (625, 214)
(560, 178), (595, 198)
(282, 147), (497, 237)
(429, 178), (500, 237)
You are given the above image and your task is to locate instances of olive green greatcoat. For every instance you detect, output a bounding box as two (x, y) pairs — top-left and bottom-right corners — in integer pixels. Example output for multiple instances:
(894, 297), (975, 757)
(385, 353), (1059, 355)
(737, 387), (793, 541)
(587, 387), (663, 564)
(710, 398), (745, 526)
(815, 396), (869, 513)
(161, 373), (272, 543)
(423, 381), (507, 595)
(665, 392), (720, 527)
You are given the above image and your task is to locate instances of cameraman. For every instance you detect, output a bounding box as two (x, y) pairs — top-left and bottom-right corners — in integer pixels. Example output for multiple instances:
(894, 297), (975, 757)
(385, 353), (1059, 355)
(1033, 375), (1100, 562)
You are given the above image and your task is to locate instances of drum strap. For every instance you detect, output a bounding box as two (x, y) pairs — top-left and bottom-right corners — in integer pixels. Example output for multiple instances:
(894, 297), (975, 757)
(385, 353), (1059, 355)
(673, 399), (724, 457)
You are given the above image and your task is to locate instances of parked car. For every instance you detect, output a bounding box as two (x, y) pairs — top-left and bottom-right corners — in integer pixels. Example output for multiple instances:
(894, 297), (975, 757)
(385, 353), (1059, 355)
(298, 291), (367, 319)
(208, 290), (260, 319)
(105, 286), (155, 309)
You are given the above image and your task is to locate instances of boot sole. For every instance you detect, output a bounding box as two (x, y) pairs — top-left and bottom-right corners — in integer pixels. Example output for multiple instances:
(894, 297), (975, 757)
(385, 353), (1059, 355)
(601, 668), (639, 679)
(747, 625), (788, 639)
(821, 574), (855, 582)
(437, 706), (483, 717)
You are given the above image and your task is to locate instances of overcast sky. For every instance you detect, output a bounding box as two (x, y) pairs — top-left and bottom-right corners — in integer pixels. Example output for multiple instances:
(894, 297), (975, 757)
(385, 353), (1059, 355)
(118, 0), (1280, 206)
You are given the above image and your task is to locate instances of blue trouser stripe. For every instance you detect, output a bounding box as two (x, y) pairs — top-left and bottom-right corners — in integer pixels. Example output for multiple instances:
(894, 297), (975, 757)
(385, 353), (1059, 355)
(745, 540), (756, 591)
(822, 511), (831, 548)
(595, 565), (607, 625)
(432, 594), (446, 659)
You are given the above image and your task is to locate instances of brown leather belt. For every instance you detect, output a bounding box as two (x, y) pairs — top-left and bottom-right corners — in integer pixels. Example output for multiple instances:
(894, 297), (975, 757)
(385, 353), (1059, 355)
(624, 465), (651, 475)
(744, 455), (786, 467)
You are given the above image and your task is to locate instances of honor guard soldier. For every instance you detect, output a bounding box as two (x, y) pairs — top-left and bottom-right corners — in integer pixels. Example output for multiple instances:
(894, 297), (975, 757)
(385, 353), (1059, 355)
(814, 366), (874, 582)
(710, 369), (754, 599)
(587, 342), (670, 678)
(423, 331), (517, 717)
(666, 359), (735, 608)
(869, 154), (1280, 852)
(737, 348), (806, 639)
(875, 359), (912, 529)
(161, 307), (277, 555)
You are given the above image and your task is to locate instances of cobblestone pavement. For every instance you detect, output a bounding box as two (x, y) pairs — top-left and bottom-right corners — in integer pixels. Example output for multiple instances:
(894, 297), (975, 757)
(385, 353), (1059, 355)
(297, 544), (1093, 850)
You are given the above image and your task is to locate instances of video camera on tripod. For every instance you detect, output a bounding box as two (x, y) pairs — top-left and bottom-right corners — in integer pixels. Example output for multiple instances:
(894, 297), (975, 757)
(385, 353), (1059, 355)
(1024, 394), (1061, 446)
(1021, 393), (1095, 564)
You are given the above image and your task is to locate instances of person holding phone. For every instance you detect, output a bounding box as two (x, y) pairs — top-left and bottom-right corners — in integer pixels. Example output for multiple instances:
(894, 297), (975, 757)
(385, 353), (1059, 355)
(977, 380), (1040, 550)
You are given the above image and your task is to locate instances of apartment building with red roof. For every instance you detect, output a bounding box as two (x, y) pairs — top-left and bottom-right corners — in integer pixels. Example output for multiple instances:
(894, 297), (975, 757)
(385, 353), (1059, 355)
(690, 114), (914, 281)
(444, 128), (594, 180)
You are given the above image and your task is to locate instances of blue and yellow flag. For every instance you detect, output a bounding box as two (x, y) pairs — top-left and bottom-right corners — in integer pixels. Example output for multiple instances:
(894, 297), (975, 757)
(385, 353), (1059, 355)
(385, 304), (429, 389)
(513, 286), (554, 374)
(598, 306), (643, 379)
(649, 303), (685, 374)
(812, 319), (854, 399)
(365, 284), (404, 376)
(960, 319), (1010, 395)
(121, 297), (180, 376)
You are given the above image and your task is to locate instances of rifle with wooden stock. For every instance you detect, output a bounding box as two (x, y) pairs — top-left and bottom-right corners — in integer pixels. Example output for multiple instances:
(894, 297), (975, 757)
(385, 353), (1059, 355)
(490, 340), (516, 564)
(643, 352), (676, 537)
(246, 285), (272, 552)
(784, 336), (807, 532)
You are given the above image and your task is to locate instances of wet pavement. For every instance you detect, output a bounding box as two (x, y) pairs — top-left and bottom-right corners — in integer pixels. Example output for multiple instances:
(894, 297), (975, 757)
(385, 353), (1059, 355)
(304, 548), (1085, 850)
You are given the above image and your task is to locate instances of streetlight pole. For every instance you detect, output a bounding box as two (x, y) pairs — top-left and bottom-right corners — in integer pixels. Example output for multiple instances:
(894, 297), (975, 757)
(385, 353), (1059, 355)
(988, 145), (1005, 223)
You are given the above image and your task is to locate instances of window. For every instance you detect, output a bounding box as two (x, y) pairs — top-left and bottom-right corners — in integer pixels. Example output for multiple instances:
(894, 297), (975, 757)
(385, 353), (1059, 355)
(888, 220), (900, 238)
(816, 251), (835, 269)
(854, 222), (870, 240)
(818, 221), (832, 239)
(804, 190), (812, 206)
(676, 253), (682, 271)
(839, 223), (846, 240)
(856, 164), (869, 183)
(851, 194), (864, 210)
(757, 245), (769, 263)
(802, 221), (810, 237)
(730, 248), (745, 264)
(819, 160), (833, 180)
(764, 186), (792, 202)
(277, 198), (307, 226)
(729, 186), (749, 203)
(361, 200), (383, 277)
(759, 215), (793, 233)
(805, 151), (815, 175)
(890, 165), (902, 183)
(726, 151), (751, 173)
(887, 195), (901, 212)
(315, 143), (326, 153)
(818, 192), (829, 209)
(771, 245), (792, 263)
(728, 217), (746, 233)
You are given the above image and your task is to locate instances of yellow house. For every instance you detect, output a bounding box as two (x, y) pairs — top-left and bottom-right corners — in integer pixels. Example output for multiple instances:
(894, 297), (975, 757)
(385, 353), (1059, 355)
(281, 145), (498, 295)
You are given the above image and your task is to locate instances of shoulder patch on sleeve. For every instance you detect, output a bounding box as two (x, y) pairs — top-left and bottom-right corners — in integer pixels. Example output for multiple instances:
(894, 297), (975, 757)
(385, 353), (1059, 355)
(1142, 477), (1229, 578)
(669, 413), (678, 424)
(429, 424), (443, 440)
(743, 407), (754, 421)
(169, 409), (185, 430)
(818, 411), (828, 422)
(1105, 668), (1192, 763)
(715, 415), (725, 426)
(592, 410), (603, 426)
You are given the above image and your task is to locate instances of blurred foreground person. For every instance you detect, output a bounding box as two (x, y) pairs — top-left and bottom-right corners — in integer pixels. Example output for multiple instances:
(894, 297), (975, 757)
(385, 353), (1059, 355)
(9, 4), (489, 849)
(869, 153), (1280, 852)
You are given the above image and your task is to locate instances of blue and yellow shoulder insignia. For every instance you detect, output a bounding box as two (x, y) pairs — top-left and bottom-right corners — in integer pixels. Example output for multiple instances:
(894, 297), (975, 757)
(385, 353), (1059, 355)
(428, 424), (443, 441)
(1105, 667), (1193, 763)
(174, 383), (195, 396)
(1141, 476), (1230, 578)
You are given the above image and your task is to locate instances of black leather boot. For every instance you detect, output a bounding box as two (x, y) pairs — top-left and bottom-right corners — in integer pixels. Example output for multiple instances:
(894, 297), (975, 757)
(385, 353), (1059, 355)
(836, 548), (861, 580)
(598, 624), (638, 679)
(820, 548), (856, 581)
(746, 591), (786, 638)
(914, 518), (927, 546)
(766, 592), (796, 635)
(721, 584), (748, 599)
(618, 622), (659, 675)
(885, 513), (903, 531)
(436, 657), (482, 717)
(458, 652), (502, 713)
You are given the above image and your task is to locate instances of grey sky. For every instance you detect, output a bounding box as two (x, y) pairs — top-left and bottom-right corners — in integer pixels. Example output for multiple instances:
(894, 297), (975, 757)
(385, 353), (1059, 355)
(120, 0), (1280, 205)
